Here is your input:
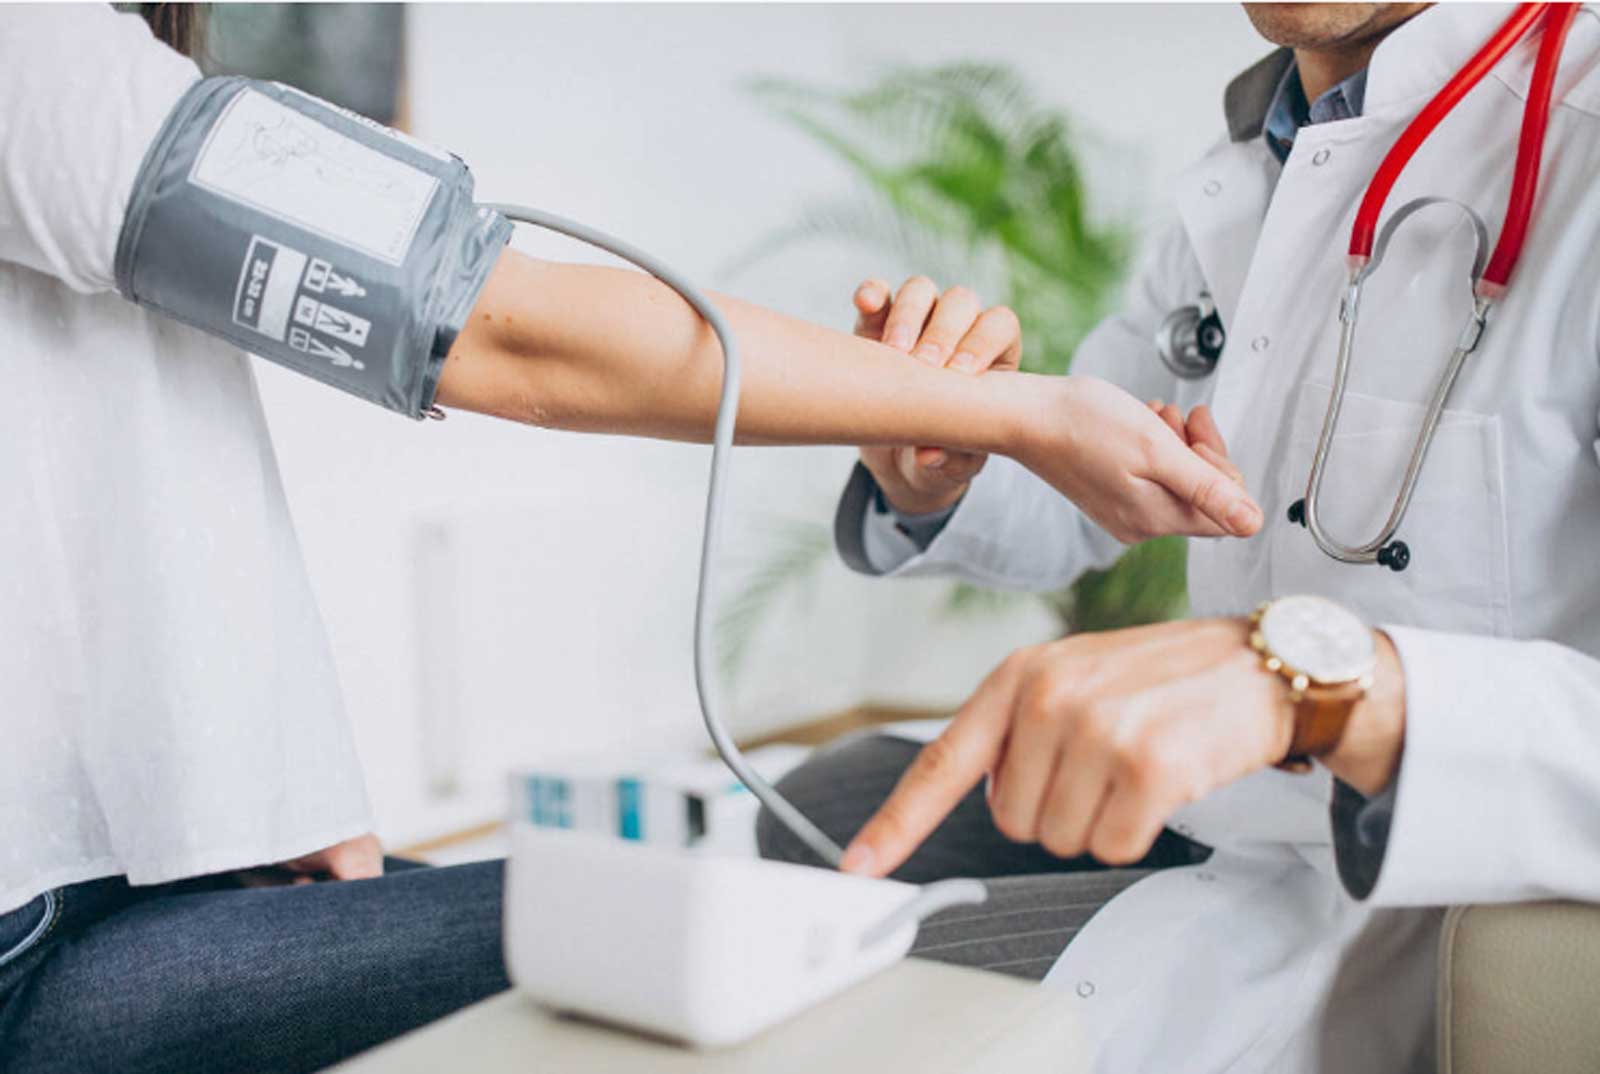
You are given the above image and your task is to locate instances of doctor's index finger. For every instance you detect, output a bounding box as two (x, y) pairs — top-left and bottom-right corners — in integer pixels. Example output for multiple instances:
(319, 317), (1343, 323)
(841, 662), (1020, 877)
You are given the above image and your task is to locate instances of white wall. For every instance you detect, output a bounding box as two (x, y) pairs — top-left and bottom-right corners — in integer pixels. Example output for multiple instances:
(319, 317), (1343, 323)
(251, 3), (1268, 844)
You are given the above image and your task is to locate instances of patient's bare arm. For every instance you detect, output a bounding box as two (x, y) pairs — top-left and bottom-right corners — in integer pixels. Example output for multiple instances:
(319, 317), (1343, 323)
(434, 251), (1263, 541)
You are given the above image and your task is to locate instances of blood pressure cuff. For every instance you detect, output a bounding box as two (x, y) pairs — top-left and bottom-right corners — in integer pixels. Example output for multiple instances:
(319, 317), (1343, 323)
(114, 76), (513, 419)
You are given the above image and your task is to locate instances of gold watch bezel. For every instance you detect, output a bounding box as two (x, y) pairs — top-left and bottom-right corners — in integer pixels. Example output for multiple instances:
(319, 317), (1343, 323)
(1248, 600), (1375, 703)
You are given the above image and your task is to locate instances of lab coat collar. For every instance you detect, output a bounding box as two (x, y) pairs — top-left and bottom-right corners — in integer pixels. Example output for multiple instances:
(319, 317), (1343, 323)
(1222, 5), (1540, 133)
(1224, 48), (1294, 143)
(1364, 2), (1535, 113)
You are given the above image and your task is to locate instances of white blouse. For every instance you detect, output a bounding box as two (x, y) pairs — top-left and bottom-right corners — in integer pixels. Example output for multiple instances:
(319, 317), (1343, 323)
(0, 6), (372, 913)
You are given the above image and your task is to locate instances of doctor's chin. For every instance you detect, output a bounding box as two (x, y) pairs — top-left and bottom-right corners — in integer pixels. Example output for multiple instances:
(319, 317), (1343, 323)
(6, 2), (1600, 1072)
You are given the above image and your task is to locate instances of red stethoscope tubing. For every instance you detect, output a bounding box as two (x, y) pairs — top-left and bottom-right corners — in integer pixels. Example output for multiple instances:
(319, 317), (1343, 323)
(1348, 2), (1579, 290)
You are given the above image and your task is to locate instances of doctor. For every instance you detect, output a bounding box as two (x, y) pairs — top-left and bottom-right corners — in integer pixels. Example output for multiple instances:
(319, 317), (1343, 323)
(0, 7), (1266, 1073)
(763, 3), (1600, 1071)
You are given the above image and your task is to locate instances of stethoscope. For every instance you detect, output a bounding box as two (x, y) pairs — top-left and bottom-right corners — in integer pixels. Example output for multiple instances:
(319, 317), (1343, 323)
(1154, 2), (1579, 572)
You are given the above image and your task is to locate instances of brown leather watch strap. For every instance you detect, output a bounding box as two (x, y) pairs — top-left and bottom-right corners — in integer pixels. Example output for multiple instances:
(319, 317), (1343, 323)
(1276, 681), (1366, 772)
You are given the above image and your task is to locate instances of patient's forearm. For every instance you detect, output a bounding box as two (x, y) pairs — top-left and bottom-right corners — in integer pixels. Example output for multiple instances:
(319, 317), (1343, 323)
(434, 252), (1028, 453)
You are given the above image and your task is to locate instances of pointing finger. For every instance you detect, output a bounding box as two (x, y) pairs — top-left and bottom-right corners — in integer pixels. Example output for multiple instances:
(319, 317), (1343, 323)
(841, 656), (1022, 876)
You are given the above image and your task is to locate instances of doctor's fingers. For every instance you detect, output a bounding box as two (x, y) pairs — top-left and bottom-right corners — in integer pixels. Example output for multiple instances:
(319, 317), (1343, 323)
(880, 276), (942, 354)
(852, 278), (892, 340)
(1185, 404), (1228, 456)
(1085, 665), (1268, 864)
(950, 305), (1022, 374)
(908, 286), (985, 366)
(1148, 400), (1187, 441)
(840, 650), (1027, 877)
(987, 667), (1083, 843)
(911, 446), (987, 484)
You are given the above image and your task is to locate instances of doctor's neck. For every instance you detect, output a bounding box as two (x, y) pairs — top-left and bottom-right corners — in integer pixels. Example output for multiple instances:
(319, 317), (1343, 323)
(1243, 3), (1431, 101)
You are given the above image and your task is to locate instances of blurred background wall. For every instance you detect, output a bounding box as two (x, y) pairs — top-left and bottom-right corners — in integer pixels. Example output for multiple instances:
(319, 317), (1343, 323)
(224, 4), (1267, 845)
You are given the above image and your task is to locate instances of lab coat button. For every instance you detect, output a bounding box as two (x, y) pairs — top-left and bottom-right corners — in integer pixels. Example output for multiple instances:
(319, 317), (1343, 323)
(1076, 980), (1096, 997)
(1312, 148), (1332, 166)
(1251, 335), (1269, 352)
(1202, 180), (1222, 196)
(1196, 871), (1217, 883)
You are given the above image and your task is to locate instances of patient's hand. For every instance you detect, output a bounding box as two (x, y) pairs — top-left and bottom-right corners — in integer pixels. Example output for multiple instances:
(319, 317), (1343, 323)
(280, 833), (384, 884)
(1005, 375), (1261, 542)
(851, 277), (1022, 516)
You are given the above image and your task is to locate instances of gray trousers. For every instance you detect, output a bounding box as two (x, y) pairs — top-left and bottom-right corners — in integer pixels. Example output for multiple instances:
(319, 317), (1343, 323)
(758, 734), (1209, 982)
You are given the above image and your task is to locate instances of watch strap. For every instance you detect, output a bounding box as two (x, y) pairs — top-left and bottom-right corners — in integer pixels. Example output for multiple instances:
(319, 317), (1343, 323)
(1276, 681), (1366, 773)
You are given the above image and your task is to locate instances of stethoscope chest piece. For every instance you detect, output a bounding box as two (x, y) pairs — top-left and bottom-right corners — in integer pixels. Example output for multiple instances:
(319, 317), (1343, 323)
(1155, 290), (1225, 379)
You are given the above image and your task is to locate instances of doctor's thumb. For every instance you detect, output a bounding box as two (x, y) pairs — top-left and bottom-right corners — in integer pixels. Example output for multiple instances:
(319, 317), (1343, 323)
(1162, 450), (1262, 538)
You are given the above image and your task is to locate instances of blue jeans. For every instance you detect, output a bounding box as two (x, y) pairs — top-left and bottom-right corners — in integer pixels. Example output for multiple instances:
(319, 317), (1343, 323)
(0, 858), (509, 1073)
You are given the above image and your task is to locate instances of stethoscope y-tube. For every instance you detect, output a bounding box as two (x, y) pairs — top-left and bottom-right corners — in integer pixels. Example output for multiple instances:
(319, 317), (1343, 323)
(1290, 2), (1578, 571)
(1177, 4), (1578, 573)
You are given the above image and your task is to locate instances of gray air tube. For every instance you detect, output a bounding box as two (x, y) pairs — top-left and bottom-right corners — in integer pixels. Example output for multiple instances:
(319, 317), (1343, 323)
(482, 203), (851, 870)
(485, 206), (988, 922)
(116, 77), (510, 419)
(487, 207), (984, 926)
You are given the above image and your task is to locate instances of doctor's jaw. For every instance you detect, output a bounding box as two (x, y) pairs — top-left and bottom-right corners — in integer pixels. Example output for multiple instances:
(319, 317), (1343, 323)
(1243, 3), (1430, 101)
(1243, 2), (1430, 51)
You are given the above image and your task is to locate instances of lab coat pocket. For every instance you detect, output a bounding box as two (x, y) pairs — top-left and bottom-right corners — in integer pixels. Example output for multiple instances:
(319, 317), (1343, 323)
(1268, 382), (1511, 636)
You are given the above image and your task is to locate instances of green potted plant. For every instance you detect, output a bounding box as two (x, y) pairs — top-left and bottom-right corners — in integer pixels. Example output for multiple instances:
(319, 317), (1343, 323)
(721, 63), (1187, 681)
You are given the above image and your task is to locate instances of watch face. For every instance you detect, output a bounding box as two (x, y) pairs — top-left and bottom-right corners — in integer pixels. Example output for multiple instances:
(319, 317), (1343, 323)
(1259, 595), (1375, 685)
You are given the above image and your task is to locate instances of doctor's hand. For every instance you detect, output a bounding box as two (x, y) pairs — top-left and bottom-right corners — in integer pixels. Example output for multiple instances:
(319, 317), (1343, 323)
(851, 276), (1022, 516)
(838, 618), (1405, 875)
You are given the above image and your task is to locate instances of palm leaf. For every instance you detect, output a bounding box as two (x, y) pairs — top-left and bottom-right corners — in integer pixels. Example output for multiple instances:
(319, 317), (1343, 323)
(722, 63), (1186, 679)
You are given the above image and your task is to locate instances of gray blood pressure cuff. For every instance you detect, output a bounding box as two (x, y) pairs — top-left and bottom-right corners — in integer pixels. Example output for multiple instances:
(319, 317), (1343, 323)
(115, 77), (512, 419)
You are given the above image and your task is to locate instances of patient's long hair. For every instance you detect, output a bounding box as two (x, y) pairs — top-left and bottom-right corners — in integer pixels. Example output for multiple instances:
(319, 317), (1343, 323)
(140, 3), (205, 59)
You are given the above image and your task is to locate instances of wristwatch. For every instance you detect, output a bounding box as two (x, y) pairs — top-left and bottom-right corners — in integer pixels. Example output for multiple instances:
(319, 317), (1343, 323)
(1248, 595), (1376, 772)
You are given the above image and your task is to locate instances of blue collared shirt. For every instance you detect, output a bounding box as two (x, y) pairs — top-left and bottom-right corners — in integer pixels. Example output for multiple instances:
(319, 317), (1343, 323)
(1263, 63), (1369, 161)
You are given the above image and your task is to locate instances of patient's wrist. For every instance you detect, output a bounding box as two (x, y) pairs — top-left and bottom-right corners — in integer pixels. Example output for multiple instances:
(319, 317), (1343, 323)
(968, 370), (1047, 460)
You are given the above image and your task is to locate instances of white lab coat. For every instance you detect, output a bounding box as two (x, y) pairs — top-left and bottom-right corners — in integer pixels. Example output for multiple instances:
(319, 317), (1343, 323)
(854, 6), (1600, 1071)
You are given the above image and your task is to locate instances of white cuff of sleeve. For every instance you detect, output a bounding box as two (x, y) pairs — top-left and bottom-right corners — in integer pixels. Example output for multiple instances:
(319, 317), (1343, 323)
(1363, 625), (1530, 906)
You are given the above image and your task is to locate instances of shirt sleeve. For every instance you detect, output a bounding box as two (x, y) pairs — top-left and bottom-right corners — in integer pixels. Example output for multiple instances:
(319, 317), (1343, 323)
(1346, 625), (1600, 906)
(1330, 778), (1395, 900)
(849, 466), (962, 572)
(0, 7), (200, 293)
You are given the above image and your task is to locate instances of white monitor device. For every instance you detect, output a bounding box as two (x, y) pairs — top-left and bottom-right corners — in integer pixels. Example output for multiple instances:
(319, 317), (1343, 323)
(505, 824), (924, 1046)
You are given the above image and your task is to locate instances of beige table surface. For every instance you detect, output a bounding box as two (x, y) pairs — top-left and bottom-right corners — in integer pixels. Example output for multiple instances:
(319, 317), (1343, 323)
(334, 958), (1087, 1074)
